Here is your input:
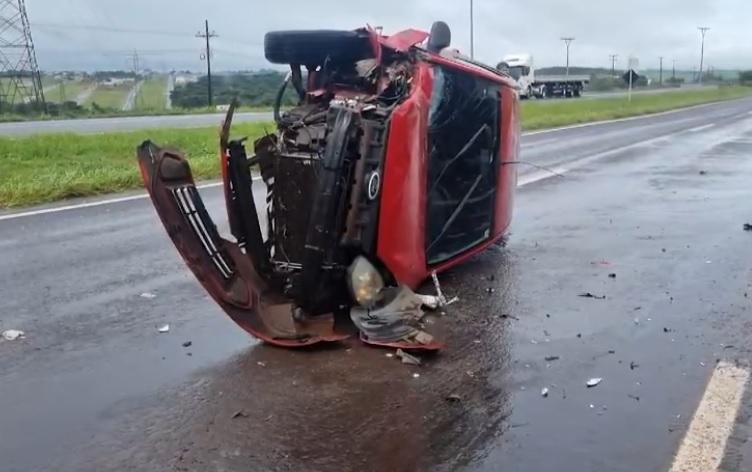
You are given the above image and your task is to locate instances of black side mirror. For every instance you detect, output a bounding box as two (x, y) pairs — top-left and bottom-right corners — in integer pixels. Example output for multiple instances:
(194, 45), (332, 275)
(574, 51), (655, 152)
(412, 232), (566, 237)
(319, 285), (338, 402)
(427, 21), (451, 53)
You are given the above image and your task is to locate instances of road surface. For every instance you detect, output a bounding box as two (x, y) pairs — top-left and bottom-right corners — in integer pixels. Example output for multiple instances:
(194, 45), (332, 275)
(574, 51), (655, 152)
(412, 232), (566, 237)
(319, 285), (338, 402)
(2, 98), (752, 472)
(0, 110), (274, 136)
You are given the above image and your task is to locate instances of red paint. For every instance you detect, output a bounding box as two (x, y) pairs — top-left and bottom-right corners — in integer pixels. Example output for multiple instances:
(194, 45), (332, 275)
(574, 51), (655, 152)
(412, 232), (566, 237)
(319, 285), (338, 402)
(380, 29), (429, 52)
(376, 62), (433, 289)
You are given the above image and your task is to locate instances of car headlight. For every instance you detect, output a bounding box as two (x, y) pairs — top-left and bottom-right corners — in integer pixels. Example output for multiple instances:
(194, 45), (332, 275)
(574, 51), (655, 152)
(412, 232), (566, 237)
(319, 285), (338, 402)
(347, 256), (385, 308)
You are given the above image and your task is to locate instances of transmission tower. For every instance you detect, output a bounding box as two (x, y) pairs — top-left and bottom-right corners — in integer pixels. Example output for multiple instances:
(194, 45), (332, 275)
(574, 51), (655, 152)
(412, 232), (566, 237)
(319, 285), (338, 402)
(0, 0), (45, 109)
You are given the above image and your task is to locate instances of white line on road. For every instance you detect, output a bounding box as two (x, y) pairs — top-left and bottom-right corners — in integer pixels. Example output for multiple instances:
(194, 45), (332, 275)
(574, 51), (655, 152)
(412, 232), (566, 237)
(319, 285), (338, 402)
(669, 361), (749, 472)
(0, 182), (225, 222)
(688, 123), (716, 133)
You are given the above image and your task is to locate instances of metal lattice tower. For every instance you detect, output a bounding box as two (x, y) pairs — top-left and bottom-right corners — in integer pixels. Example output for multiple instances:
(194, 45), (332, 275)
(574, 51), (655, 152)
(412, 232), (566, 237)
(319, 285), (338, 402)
(0, 0), (44, 108)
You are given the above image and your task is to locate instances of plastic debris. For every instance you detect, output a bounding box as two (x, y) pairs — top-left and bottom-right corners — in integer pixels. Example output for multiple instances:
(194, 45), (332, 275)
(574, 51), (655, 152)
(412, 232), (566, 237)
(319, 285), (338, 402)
(2, 329), (24, 341)
(579, 292), (606, 300)
(630, 361), (639, 370)
(140, 292), (157, 299)
(446, 393), (462, 402)
(744, 223), (752, 232)
(541, 387), (549, 397)
(232, 410), (249, 419)
(257, 361), (266, 367)
(157, 324), (170, 333)
(385, 352), (394, 358)
(608, 273), (616, 278)
(545, 356), (560, 362)
(586, 378), (603, 388)
(182, 341), (192, 348)
(500, 314), (520, 321)
(396, 348), (421, 366)
(412, 372), (420, 378)
(663, 327), (671, 333)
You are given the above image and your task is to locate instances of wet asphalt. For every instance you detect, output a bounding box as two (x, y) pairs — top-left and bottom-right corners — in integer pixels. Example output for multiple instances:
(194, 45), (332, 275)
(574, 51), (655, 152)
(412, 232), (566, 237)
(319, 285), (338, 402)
(2, 98), (752, 471)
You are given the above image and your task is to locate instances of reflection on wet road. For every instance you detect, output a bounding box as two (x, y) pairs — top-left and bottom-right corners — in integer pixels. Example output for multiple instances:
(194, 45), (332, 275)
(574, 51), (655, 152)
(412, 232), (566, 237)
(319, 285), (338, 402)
(2, 98), (752, 471)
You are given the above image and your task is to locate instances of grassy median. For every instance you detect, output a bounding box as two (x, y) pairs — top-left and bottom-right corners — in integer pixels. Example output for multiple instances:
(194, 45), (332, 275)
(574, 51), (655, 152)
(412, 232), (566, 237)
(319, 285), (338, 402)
(1, 86), (751, 208)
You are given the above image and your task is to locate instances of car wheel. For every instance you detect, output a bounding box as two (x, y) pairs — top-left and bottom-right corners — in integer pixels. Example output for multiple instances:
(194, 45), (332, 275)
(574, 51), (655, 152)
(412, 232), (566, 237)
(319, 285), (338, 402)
(264, 30), (374, 65)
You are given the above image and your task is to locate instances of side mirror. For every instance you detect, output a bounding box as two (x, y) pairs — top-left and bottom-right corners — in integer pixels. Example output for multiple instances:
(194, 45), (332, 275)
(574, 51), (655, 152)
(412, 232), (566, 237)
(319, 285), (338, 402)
(427, 21), (451, 53)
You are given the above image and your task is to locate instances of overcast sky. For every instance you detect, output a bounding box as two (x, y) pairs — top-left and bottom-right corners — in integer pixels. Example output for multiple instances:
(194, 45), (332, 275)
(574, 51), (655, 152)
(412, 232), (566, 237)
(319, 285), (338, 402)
(27, 0), (752, 72)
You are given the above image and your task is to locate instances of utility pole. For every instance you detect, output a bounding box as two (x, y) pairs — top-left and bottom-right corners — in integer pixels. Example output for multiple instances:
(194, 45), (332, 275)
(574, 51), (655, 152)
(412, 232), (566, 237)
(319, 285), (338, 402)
(659, 56), (663, 86)
(196, 19), (217, 107)
(561, 37), (575, 77)
(697, 26), (710, 84)
(672, 58), (676, 79)
(609, 54), (618, 76)
(469, 0), (475, 59)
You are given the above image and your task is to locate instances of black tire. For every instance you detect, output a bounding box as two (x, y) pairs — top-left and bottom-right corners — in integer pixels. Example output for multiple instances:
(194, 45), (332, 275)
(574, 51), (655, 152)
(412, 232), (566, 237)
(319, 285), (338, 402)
(264, 30), (374, 65)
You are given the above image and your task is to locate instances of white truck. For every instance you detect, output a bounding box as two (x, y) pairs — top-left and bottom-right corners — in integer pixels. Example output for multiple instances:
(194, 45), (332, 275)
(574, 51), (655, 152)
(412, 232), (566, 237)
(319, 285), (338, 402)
(500, 54), (590, 99)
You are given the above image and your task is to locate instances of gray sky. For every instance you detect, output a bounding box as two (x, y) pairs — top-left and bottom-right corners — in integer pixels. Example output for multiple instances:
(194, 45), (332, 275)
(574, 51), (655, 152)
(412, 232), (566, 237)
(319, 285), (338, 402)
(27, 0), (752, 72)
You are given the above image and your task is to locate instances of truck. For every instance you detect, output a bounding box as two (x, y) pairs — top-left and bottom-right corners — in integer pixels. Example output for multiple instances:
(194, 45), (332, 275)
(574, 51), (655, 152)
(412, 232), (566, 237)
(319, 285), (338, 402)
(499, 53), (590, 99)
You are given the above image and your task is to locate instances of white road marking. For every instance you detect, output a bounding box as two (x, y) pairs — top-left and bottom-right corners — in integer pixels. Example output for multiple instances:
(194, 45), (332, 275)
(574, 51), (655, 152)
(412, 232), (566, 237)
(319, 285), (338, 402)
(0, 181), (227, 222)
(687, 123), (716, 133)
(517, 128), (683, 187)
(669, 361), (749, 472)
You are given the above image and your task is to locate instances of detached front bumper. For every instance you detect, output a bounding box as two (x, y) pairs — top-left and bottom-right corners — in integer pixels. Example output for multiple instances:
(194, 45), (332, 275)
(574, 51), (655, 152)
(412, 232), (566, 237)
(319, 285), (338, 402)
(136, 141), (350, 347)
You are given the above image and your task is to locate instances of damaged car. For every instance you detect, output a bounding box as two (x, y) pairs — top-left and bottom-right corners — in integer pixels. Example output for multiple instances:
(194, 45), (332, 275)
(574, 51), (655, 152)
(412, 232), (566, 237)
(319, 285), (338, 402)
(136, 21), (520, 349)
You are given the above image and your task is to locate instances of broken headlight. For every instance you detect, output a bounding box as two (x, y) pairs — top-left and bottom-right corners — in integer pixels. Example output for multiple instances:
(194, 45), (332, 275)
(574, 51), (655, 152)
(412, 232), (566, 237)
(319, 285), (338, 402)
(347, 256), (385, 308)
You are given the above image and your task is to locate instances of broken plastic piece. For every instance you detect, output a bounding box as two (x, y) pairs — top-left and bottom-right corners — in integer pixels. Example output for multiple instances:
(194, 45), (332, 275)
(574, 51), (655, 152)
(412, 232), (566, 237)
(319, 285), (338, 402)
(140, 292), (157, 299)
(579, 292), (606, 300)
(541, 387), (549, 397)
(2, 329), (24, 341)
(157, 324), (170, 333)
(586, 378), (602, 388)
(396, 348), (422, 366)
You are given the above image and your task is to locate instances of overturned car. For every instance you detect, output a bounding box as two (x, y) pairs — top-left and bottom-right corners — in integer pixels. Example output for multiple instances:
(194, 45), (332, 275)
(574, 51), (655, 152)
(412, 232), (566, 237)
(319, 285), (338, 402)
(137, 22), (520, 349)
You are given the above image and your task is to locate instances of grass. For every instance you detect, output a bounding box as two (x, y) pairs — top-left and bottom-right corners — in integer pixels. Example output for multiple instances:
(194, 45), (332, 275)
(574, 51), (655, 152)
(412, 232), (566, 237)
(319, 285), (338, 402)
(521, 85), (752, 130)
(1, 86), (751, 208)
(0, 122), (271, 208)
(43, 79), (92, 103)
(135, 76), (167, 111)
(84, 83), (133, 110)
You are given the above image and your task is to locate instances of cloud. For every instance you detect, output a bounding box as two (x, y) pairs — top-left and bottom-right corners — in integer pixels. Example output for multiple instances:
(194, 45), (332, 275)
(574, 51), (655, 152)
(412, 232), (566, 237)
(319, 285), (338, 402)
(26, 0), (751, 71)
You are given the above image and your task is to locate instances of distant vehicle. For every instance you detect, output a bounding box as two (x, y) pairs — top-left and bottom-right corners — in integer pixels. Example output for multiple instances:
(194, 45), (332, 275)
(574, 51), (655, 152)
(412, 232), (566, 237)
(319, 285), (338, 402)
(500, 53), (590, 99)
(137, 22), (519, 350)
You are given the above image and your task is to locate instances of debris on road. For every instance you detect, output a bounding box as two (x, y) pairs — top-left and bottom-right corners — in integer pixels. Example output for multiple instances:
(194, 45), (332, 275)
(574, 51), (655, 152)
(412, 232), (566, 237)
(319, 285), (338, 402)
(385, 352), (394, 358)
(578, 292), (606, 300)
(486, 287), (496, 294)
(630, 361), (639, 370)
(545, 356), (560, 362)
(586, 378), (603, 388)
(1, 329), (25, 341)
(446, 393), (462, 402)
(396, 348), (422, 366)
(541, 387), (549, 397)
(182, 341), (192, 348)
(608, 273), (616, 278)
(232, 410), (249, 419)
(743, 223), (752, 231)
(699, 170), (707, 175)
(412, 373), (420, 379)
(139, 292), (157, 299)
(257, 361), (266, 367)
(590, 260), (611, 266)
(500, 314), (520, 321)
(663, 327), (672, 333)
(608, 350), (616, 354)
(157, 324), (170, 333)
(628, 394), (640, 402)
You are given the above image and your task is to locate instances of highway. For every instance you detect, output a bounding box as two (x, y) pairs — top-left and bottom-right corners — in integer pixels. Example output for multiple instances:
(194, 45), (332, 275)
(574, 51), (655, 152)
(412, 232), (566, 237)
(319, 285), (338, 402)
(2, 98), (752, 471)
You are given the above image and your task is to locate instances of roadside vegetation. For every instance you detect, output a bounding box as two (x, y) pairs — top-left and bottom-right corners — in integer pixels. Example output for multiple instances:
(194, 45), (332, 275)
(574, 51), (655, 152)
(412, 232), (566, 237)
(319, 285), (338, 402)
(1, 85), (751, 208)
(135, 76), (168, 112)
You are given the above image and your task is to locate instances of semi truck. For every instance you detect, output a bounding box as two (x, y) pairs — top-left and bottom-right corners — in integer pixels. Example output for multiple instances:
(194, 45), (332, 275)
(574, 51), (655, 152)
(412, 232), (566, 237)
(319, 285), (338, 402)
(499, 53), (590, 99)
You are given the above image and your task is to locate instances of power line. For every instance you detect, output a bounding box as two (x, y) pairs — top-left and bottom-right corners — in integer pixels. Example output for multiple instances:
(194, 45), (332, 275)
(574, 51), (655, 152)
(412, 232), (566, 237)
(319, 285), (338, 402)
(196, 19), (217, 107)
(31, 22), (190, 37)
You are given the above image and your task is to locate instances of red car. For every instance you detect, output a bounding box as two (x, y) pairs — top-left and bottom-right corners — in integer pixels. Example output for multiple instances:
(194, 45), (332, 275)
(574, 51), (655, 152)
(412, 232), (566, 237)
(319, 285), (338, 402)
(137, 22), (519, 349)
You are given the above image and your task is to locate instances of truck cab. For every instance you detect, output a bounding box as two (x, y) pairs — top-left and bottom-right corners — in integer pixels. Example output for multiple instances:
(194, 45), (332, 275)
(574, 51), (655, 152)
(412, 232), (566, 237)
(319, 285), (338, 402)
(500, 53), (535, 98)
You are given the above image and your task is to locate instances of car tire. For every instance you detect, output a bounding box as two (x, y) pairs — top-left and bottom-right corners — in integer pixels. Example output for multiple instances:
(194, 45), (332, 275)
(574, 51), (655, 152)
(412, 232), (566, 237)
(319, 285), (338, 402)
(264, 30), (374, 65)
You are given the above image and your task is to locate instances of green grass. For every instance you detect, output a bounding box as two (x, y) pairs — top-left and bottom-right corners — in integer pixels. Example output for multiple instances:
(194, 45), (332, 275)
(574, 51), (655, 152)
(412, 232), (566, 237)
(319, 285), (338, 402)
(43, 79), (92, 103)
(1, 86), (752, 208)
(521, 85), (752, 130)
(84, 83), (133, 110)
(0, 122), (272, 208)
(135, 76), (167, 111)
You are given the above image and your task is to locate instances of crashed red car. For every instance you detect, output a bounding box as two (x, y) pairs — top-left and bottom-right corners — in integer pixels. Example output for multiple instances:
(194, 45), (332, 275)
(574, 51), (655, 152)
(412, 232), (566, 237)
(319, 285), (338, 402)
(136, 22), (519, 349)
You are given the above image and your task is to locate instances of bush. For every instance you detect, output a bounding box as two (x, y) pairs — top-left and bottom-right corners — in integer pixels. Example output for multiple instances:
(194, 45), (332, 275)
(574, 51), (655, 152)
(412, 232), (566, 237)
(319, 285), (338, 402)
(740, 71), (752, 86)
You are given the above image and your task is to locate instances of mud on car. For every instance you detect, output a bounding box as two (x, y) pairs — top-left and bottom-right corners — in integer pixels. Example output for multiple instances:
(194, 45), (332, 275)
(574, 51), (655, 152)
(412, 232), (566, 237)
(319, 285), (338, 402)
(137, 22), (520, 349)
